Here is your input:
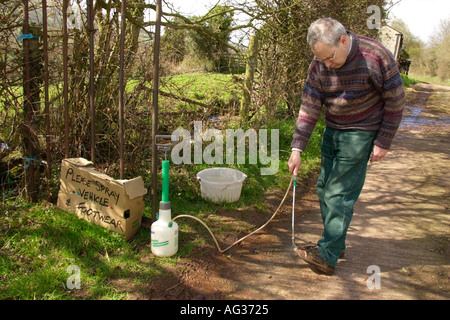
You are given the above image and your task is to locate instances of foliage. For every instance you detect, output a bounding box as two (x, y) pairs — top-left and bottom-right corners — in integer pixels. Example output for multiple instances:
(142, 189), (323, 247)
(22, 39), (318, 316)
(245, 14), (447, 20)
(161, 5), (241, 74)
(160, 16), (187, 65)
(392, 17), (450, 81)
(190, 5), (235, 72)
(400, 73), (416, 88)
(429, 18), (450, 81)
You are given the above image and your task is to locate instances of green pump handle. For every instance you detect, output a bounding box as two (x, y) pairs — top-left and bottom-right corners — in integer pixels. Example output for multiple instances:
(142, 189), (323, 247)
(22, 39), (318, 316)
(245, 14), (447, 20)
(162, 160), (170, 202)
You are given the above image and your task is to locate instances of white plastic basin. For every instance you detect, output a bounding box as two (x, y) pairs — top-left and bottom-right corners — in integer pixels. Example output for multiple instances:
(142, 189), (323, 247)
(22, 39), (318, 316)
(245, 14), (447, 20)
(196, 168), (247, 203)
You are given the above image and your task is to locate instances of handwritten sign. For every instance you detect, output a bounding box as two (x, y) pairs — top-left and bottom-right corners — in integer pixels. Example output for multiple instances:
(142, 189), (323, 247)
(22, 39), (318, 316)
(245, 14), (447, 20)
(57, 158), (147, 240)
(76, 202), (123, 231)
(65, 167), (120, 206)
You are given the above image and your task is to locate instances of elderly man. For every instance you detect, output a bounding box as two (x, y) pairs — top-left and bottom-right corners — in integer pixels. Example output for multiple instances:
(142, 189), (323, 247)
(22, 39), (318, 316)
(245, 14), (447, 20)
(288, 18), (405, 275)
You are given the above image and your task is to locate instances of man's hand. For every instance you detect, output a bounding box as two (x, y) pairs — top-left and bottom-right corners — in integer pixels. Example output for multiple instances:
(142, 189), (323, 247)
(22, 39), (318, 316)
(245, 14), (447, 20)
(288, 150), (302, 175)
(370, 145), (388, 162)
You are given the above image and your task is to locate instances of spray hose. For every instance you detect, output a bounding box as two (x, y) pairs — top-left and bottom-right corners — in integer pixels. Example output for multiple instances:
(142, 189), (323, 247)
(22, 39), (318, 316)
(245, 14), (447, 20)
(172, 175), (295, 254)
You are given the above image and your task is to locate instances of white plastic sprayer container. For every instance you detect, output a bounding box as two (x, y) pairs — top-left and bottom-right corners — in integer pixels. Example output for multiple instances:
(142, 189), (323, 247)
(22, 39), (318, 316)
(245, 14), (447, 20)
(196, 168), (247, 203)
(151, 202), (178, 257)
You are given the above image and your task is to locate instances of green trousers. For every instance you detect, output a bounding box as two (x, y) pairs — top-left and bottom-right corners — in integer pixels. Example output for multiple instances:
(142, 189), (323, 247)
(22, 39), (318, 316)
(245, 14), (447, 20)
(317, 127), (376, 267)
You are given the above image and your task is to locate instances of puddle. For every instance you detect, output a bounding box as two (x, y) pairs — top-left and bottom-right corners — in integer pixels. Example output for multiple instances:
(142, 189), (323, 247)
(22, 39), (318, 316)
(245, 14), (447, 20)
(400, 105), (450, 128)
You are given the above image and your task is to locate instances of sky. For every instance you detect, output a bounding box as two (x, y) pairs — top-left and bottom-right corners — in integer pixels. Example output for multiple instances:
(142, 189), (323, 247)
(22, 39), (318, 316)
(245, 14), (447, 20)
(387, 0), (450, 43)
(169, 0), (450, 44)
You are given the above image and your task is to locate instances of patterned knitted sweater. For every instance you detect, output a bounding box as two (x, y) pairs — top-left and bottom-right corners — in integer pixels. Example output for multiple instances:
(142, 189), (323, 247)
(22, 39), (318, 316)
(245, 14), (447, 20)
(291, 31), (406, 151)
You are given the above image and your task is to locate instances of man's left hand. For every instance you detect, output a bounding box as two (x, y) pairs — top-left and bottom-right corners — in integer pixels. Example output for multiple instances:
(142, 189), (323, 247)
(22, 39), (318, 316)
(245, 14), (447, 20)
(370, 145), (388, 162)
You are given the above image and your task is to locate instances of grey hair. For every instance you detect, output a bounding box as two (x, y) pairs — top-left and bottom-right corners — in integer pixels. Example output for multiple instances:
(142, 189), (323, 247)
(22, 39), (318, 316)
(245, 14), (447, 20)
(307, 17), (346, 47)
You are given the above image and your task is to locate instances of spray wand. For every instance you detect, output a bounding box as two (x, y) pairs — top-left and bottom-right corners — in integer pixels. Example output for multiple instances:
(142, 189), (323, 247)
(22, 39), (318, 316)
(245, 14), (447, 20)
(292, 175), (300, 254)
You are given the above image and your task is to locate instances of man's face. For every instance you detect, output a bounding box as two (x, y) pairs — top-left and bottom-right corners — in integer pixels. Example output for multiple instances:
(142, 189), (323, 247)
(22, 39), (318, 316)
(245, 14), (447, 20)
(311, 35), (348, 69)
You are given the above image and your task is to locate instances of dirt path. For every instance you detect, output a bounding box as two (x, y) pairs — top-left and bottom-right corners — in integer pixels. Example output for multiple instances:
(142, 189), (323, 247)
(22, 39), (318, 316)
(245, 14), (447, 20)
(151, 83), (449, 300)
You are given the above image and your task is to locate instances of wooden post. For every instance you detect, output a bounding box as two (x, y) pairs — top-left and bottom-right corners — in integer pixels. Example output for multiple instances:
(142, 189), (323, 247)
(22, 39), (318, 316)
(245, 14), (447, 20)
(43, 0), (51, 201)
(22, 0), (42, 202)
(88, 0), (96, 162)
(151, 0), (162, 221)
(22, 0), (35, 202)
(63, 0), (69, 158)
(119, 0), (126, 179)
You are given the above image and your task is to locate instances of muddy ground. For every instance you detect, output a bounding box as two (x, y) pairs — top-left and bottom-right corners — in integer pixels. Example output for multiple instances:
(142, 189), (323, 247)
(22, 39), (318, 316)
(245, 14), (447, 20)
(145, 83), (449, 300)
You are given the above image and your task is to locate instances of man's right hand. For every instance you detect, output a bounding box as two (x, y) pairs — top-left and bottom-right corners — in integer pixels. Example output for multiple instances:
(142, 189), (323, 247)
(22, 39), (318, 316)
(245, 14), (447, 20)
(288, 150), (302, 175)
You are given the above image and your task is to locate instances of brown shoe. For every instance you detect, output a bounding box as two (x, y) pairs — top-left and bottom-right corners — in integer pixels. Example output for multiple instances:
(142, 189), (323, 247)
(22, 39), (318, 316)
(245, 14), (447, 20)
(294, 246), (335, 275)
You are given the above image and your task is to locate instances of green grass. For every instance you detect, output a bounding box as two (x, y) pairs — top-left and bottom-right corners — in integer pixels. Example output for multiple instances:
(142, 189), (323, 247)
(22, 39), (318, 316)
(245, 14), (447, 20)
(125, 72), (242, 114)
(407, 73), (450, 87)
(160, 72), (242, 112)
(401, 73), (417, 87)
(0, 200), (147, 299)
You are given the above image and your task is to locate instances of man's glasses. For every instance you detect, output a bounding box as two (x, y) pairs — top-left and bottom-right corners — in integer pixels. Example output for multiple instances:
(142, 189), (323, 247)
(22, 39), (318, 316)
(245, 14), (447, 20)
(313, 42), (340, 63)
